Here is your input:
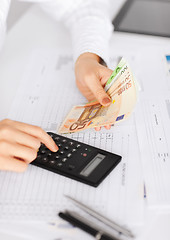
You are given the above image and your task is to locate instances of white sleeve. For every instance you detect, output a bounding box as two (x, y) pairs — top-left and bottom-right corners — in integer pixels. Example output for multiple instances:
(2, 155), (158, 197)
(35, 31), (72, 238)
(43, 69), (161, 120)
(0, 0), (11, 51)
(38, 0), (113, 64)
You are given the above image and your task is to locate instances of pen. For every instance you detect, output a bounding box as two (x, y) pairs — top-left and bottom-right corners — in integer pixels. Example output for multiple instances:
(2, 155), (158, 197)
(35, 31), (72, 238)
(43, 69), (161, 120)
(65, 195), (134, 238)
(143, 183), (147, 199)
(59, 210), (120, 240)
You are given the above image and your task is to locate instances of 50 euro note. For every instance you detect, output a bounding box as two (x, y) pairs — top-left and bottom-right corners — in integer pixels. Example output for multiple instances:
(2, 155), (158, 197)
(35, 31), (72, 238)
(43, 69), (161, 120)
(58, 58), (138, 134)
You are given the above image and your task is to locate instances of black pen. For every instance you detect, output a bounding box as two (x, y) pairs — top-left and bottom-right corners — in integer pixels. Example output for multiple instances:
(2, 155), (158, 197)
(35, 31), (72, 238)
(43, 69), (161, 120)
(65, 195), (134, 238)
(59, 211), (120, 240)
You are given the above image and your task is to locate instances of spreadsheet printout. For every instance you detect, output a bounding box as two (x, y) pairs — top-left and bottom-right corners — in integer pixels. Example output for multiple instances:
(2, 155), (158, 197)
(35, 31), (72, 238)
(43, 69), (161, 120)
(0, 49), (144, 228)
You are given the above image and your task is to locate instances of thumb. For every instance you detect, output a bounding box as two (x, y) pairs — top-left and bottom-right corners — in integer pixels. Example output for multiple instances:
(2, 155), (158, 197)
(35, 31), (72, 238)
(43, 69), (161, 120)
(88, 76), (111, 106)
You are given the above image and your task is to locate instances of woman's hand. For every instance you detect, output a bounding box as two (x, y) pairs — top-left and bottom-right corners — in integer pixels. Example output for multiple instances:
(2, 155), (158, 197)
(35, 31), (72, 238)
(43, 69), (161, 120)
(75, 52), (113, 130)
(0, 119), (58, 172)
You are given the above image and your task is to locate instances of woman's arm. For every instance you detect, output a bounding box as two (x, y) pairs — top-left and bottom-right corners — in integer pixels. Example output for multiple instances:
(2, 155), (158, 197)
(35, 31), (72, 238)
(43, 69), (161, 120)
(39, 0), (113, 64)
(39, 0), (114, 107)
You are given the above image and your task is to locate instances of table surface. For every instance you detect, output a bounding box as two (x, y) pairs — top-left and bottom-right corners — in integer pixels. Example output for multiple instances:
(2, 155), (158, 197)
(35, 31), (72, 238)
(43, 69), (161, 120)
(0, 4), (170, 240)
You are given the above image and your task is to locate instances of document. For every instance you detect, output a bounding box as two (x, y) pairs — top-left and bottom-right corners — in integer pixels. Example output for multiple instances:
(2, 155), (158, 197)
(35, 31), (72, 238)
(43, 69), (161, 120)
(135, 48), (170, 95)
(165, 55), (170, 76)
(0, 219), (93, 240)
(135, 96), (170, 207)
(133, 46), (170, 208)
(0, 49), (144, 230)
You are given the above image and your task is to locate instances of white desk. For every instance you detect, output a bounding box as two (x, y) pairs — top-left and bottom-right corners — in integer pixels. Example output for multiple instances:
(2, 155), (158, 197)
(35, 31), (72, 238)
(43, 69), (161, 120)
(0, 4), (170, 240)
(0, 6), (71, 119)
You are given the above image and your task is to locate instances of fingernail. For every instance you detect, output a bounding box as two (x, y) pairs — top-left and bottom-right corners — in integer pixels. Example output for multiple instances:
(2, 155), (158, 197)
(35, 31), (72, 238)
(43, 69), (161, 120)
(54, 145), (59, 152)
(102, 97), (111, 105)
(95, 127), (101, 131)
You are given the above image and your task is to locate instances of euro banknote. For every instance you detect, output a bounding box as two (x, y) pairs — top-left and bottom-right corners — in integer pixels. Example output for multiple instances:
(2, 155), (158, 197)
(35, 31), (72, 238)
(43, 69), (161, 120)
(58, 58), (138, 134)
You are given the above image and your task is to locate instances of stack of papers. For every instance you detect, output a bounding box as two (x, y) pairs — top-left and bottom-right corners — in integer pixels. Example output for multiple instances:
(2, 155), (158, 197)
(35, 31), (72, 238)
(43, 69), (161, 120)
(0, 46), (170, 239)
(0, 49), (144, 228)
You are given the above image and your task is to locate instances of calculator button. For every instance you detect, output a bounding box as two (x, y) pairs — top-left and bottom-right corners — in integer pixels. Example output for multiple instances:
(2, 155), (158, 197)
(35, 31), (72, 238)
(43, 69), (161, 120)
(76, 144), (81, 148)
(62, 139), (67, 143)
(48, 153), (52, 157)
(55, 155), (60, 159)
(72, 149), (77, 152)
(36, 155), (41, 161)
(68, 165), (75, 170)
(67, 153), (72, 158)
(58, 143), (62, 147)
(69, 142), (74, 146)
(54, 136), (60, 141)
(42, 157), (48, 162)
(40, 149), (46, 154)
(49, 160), (56, 165)
(48, 133), (54, 137)
(59, 151), (64, 155)
(62, 158), (67, 162)
(64, 146), (69, 151)
(57, 163), (63, 167)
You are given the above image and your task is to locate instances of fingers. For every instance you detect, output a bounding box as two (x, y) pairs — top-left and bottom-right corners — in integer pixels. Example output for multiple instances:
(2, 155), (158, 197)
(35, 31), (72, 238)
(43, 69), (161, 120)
(2, 119), (58, 152)
(75, 54), (113, 106)
(94, 125), (112, 131)
(105, 125), (111, 130)
(0, 140), (37, 163)
(0, 156), (28, 172)
(95, 126), (101, 131)
(100, 67), (113, 86)
(86, 76), (111, 106)
(1, 126), (41, 150)
(0, 119), (59, 172)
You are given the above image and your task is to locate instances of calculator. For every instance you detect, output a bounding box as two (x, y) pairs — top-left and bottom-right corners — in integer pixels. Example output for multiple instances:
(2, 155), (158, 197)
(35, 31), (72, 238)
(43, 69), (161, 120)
(31, 132), (122, 187)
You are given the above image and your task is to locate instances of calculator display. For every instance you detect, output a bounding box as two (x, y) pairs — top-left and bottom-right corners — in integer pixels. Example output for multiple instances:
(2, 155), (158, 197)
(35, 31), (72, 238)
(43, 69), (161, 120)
(80, 154), (105, 177)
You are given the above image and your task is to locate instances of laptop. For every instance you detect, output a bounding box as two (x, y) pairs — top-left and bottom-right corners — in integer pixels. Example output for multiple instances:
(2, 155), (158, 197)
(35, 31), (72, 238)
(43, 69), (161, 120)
(113, 0), (170, 37)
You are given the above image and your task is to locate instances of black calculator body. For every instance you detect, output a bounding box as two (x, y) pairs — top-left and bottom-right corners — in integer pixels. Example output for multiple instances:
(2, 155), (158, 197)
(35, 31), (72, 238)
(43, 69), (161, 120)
(32, 132), (122, 187)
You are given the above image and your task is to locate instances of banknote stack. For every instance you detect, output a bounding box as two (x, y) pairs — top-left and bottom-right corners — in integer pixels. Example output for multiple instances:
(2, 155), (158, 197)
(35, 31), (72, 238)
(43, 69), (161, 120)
(59, 58), (138, 134)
